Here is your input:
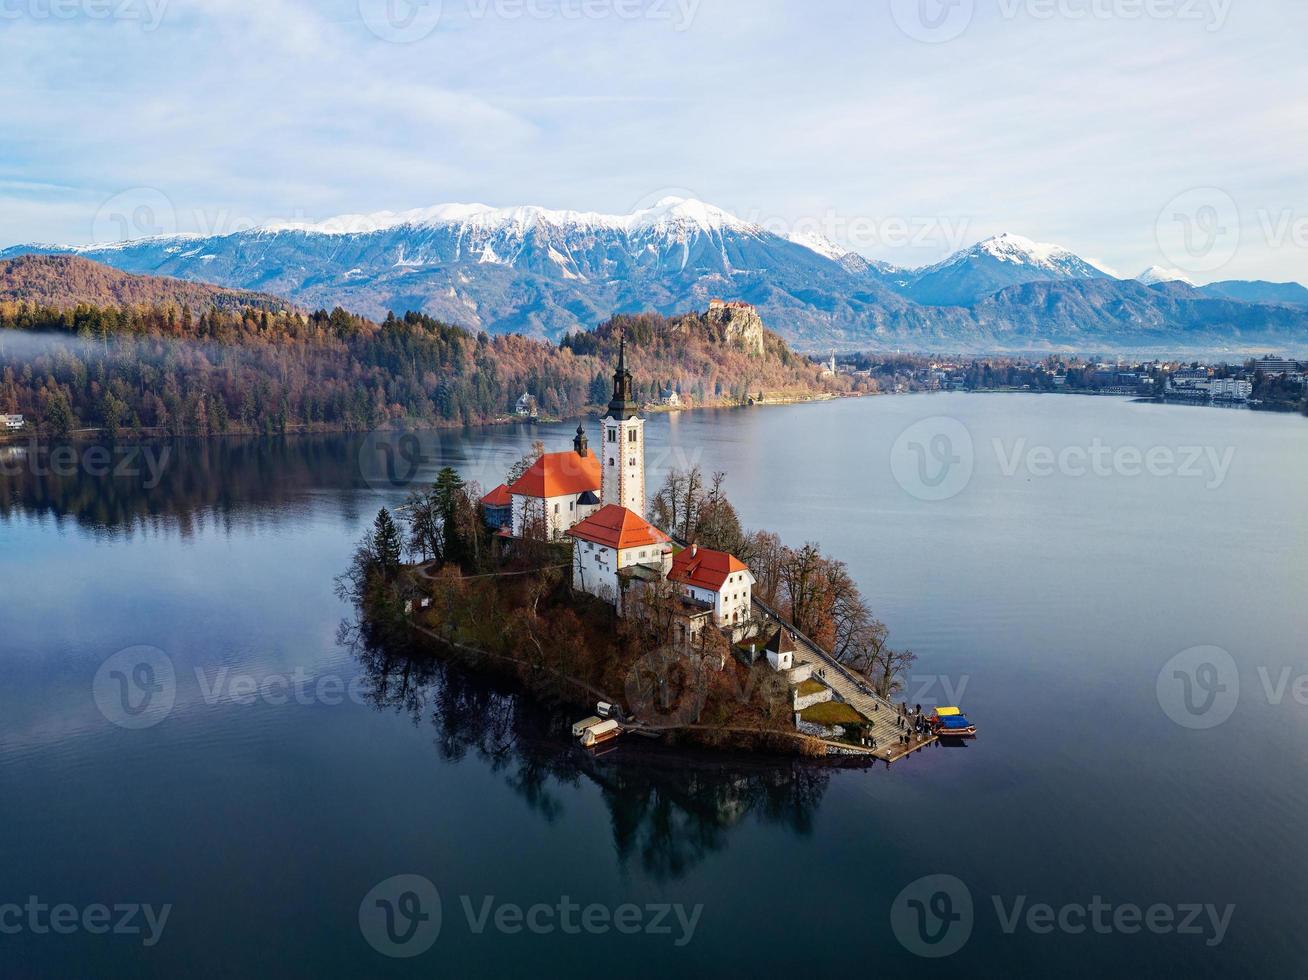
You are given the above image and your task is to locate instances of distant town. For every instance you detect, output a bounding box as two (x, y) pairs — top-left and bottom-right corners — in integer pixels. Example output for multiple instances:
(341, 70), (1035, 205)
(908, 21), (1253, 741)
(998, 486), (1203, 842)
(820, 352), (1308, 414)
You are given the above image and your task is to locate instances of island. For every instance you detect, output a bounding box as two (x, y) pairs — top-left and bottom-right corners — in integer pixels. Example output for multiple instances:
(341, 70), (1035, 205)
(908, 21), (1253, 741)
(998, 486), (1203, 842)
(340, 338), (946, 764)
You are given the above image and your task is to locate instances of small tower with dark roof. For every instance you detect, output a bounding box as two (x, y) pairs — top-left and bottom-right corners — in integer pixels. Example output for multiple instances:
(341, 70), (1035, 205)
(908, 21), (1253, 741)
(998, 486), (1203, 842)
(600, 328), (646, 516)
(573, 423), (588, 457)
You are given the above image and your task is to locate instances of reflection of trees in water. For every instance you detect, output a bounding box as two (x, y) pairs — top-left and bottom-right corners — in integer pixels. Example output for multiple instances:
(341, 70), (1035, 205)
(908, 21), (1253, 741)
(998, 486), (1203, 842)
(349, 625), (832, 881)
(0, 435), (371, 534)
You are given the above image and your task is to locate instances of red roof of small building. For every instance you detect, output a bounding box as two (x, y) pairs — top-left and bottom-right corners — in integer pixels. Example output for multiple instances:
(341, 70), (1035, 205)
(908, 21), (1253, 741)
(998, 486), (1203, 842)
(482, 483), (513, 507)
(668, 544), (750, 593)
(567, 505), (671, 551)
(508, 450), (601, 499)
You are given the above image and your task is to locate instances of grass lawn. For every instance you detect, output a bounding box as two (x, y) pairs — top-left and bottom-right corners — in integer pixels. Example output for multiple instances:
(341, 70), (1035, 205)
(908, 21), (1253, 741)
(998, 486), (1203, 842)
(799, 701), (865, 726)
(795, 679), (827, 697)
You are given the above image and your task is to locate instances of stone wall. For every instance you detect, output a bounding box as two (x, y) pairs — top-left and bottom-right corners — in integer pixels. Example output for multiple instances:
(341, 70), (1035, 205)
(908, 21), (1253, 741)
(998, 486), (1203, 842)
(792, 685), (833, 712)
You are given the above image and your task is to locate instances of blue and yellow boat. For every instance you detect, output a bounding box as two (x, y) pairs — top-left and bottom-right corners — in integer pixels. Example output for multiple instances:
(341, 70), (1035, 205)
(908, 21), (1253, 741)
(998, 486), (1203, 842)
(930, 707), (977, 739)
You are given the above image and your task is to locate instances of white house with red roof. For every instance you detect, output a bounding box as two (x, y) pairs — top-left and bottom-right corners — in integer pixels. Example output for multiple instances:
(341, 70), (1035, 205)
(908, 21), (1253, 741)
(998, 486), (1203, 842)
(567, 504), (672, 612)
(505, 424), (602, 540)
(668, 543), (755, 628)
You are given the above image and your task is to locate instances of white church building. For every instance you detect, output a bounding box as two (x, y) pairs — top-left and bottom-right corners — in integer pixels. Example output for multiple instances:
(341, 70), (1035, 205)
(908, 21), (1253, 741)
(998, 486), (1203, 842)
(488, 335), (753, 637)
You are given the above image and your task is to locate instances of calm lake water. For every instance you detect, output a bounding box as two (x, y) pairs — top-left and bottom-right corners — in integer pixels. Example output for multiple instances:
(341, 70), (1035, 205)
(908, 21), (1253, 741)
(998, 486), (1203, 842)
(1, 394), (1305, 978)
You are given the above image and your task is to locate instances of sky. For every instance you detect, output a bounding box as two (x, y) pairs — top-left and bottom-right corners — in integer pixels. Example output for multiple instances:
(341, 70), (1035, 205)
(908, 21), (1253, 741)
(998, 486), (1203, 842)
(1, 0), (1306, 282)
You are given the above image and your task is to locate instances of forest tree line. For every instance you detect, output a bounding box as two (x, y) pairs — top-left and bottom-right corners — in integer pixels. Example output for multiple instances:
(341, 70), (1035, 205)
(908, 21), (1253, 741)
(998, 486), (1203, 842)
(0, 302), (854, 438)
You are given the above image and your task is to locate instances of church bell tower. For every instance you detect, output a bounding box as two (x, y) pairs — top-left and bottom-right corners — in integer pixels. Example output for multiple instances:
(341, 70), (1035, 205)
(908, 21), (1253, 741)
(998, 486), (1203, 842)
(600, 332), (646, 516)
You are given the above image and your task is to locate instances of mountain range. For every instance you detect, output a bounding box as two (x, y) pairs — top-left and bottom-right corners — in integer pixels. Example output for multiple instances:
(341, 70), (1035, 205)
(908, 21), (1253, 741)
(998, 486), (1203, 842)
(4, 197), (1307, 354)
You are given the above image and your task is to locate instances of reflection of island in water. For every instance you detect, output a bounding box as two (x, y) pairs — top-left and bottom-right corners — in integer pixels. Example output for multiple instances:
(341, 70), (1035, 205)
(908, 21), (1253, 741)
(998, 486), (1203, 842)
(0, 436), (382, 534)
(351, 632), (832, 881)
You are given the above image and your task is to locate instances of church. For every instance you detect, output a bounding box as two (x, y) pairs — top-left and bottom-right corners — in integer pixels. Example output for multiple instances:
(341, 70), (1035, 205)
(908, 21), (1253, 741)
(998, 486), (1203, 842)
(484, 338), (754, 632)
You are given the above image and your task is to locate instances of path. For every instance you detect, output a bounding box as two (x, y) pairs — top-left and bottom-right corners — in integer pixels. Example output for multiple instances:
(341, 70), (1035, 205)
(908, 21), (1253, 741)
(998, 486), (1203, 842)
(751, 597), (936, 763)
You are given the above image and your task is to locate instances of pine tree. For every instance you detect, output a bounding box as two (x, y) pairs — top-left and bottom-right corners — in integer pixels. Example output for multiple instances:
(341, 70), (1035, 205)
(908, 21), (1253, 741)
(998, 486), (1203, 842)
(372, 508), (403, 582)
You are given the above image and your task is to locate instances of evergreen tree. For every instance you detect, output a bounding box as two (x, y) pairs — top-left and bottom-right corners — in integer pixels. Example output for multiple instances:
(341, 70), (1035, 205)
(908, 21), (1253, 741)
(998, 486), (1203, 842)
(372, 508), (403, 582)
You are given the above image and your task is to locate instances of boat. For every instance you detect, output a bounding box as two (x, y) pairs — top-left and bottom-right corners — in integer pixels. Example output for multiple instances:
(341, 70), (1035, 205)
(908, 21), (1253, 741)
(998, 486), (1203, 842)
(579, 719), (623, 748)
(930, 707), (977, 739)
(572, 716), (604, 738)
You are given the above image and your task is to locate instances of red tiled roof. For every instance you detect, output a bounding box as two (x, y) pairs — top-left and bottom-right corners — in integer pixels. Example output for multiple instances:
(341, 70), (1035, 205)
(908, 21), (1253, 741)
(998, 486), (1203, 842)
(668, 545), (750, 593)
(567, 505), (671, 551)
(482, 483), (513, 507)
(508, 450), (601, 499)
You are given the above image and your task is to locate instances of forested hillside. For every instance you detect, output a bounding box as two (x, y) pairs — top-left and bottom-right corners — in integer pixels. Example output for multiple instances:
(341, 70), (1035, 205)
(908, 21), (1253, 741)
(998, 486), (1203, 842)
(0, 254), (292, 313)
(0, 296), (856, 438)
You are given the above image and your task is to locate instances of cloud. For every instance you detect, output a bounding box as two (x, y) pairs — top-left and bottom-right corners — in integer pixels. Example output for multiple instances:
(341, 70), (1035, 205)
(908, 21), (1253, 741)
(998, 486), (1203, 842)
(2, 0), (1306, 284)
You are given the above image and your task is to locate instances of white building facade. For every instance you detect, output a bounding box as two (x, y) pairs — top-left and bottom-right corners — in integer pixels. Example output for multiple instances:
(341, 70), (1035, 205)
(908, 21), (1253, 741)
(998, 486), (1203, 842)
(568, 505), (673, 612)
(668, 544), (755, 628)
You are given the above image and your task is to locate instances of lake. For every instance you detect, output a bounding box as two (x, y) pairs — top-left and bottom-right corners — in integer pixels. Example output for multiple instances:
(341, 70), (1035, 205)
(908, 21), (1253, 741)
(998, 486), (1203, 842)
(1, 394), (1305, 978)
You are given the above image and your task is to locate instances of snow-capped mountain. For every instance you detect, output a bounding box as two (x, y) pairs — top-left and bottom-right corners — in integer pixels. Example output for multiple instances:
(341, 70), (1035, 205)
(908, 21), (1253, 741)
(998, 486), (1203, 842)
(898, 232), (1114, 306)
(0, 197), (912, 343)
(4, 199), (1308, 351)
(1136, 266), (1195, 287)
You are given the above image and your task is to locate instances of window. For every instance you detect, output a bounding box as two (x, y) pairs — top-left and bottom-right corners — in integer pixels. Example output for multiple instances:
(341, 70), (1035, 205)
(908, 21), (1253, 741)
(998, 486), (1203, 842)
(554, 503), (560, 514)
(608, 430), (616, 443)
(628, 429), (637, 443)
(569, 501), (575, 511)
(609, 458), (615, 466)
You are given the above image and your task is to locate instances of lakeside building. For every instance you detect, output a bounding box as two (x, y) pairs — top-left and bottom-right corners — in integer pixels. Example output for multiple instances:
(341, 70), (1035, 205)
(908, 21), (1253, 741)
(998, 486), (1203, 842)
(1252, 356), (1301, 375)
(1207, 378), (1254, 400)
(668, 543), (755, 630)
(2, 414), (24, 431)
(515, 392), (537, 418)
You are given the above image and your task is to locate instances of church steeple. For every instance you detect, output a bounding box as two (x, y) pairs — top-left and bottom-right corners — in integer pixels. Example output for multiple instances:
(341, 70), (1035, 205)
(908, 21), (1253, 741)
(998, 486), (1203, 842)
(600, 328), (646, 516)
(608, 328), (638, 420)
(573, 422), (588, 457)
